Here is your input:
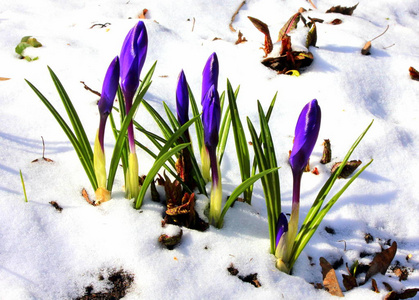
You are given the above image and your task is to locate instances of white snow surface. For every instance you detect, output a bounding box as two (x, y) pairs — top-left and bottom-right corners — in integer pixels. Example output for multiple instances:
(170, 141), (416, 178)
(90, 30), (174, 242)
(1, 0), (419, 299)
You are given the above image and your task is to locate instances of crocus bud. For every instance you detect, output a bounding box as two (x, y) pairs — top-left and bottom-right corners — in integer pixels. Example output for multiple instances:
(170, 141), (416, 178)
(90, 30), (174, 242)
(289, 99), (321, 175)
(275, 213), (290, 273)
(176, 70), (189, 127)
(275, 213), (289, 248)
(201, 84), (222, 226)
(120, 20), (148, 102)
(94, 56), (120, 204)
(201, 52), (219, 105)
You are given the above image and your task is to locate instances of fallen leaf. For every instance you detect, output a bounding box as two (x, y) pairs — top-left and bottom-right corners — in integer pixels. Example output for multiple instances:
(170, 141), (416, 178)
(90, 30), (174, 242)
(235, 30), (248, 45)
(320, 139), (332, 164)
(306, 21), (317, 48)
(326, 3), (359, 15)
(49, 201), (63, 212)
(365, 241), (397, 283)
(227, 263), (239, 276)
(158, 229), (183, 249)
(409, 67), (419, 81)
(330, 18), (343, 25)
(331, 160), (362, 179)
(248, 16), (273, 56)
(138, 8), (148, 19)
(278, 12), (301, 42)
(320, 257), (344, 297)
(0, 77), (11, 81)
(384, 289), (419, 300)
(238, 273), (261, 288)
(361, 41), (372, 55)
(365, 233), (374, 243)
(392, 266), (409, 281)
(372, 278), (379, 293)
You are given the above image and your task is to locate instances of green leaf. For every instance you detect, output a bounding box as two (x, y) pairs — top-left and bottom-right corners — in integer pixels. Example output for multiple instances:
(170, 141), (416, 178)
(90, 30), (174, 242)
(19, 170), (29, 203)
(216, 167), (280, 228)
(15, 42), (32, 56)
(306, 22), (317, 48)
(27, 37), (43, 48)
(135, 143), (190, 209)
(25, 79), (98, 191)
(227, 80), (252, 202)
(107, 61), (157, 191)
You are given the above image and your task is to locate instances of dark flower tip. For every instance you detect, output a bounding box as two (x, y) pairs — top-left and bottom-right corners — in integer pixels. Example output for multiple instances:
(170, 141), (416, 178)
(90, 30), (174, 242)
(289, 99), (321, 174)
(201, 52), (219, 105)
(176, 70), (189, 126)
(202, 84), (221, 149)
(98, 56), (120, 116)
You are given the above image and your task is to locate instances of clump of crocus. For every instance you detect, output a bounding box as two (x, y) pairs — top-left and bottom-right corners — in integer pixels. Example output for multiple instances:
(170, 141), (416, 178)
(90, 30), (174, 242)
(94, 56), (120, 204)
(119, 20), (148, 199)
(201, 53), (219, 183)
(276, 99), (321, 273)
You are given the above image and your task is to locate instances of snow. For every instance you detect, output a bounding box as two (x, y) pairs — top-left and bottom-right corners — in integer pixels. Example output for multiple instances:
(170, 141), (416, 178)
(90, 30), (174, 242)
(1, 0), (419, 299)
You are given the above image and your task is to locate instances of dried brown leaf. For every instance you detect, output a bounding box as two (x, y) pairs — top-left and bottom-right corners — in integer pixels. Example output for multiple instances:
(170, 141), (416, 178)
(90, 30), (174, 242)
(326, 3), (359, 15)
(330, 18), (343, 25)
(248, 16), (273, 56)
(0, 77), (11, 81)
(409, 67), (419, 81)
(138, 8), (148, 19)
(320, 257), (344, 297)
(365, 241), (397, 283)
(49, 201), (63, 212)
(235, 30), (247, 45)
(372, 278), (379, 293)
(82, 188), (97, 206)
(384, 289), (419, 300)
(331, 160), (362, 179)
(342, 273), (358, 291)
(320, 139), (331, 164)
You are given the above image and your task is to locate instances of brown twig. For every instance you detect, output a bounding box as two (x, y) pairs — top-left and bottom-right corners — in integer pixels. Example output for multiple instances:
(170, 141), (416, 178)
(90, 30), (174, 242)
(191, 17), (196, 32)
(370, 25), (389, 41)
(80, 81), (101, 97)
(229, 1), (246, 32)
(307, 0), (317, 9)
(90, 23), (111, 29)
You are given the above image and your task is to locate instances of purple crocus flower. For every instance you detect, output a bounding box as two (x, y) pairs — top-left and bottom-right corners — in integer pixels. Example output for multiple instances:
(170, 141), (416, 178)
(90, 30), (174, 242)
(176, 70), (189, 127)
(202, 84), (221, 153)
(275, 212), (289, 248)
(289, 99), (321, 175)
(120, 20), (148, 151)
(120, 21), (148, 103)
(201, 82), (222, 226)
(97, 56), (120, 150)
(201, 52), (219, 105)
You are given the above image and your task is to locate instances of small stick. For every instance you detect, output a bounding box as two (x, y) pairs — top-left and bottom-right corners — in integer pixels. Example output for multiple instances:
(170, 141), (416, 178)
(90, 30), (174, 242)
(191, 17), (196, 32)
(90, 23), (111, 29)
(229, 1), (246, 32)
(80, 81), (101, 97)
(370, 25), (389, 42)
(307, 0), (317, 9)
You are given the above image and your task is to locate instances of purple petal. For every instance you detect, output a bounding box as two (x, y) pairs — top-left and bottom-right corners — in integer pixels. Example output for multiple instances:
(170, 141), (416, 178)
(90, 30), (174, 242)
(120, 21), (148, 102)
(176, 70), (189, 126)
(98, 56), (120, 117)
(201, 52), (219, 105)
(275, 213), (288, 247)
(289, 99), (321, 173)
(202, 85), (221, 150)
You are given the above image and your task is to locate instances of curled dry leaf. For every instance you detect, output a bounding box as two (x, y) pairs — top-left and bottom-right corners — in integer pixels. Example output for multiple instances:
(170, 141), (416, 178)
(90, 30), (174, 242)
(326, 3), (359, 15)
(331, 160), (362, 179)
(320, 257), (344, 297)
(330, 19), (343, 25)
(409, 66), (419, 81)
(371, 278), (379, 293)
(235, 30), (247, 45)
(158, 229), (183, 249)
(248, 16), (273, 57)
(138, 8), (148, 19)
(384, 288), (419, 300)
(320, 139), (331, 164)
(365, 241), (397, 283)
(278, 12), (301, 42)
